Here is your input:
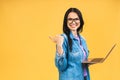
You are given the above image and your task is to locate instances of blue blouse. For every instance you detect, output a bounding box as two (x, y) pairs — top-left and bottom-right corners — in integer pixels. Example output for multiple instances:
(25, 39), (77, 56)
(55, 32), (90, 80)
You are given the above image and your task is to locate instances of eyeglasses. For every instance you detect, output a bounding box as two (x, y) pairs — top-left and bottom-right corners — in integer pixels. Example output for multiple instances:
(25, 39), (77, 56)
(67, 18), (80, 23)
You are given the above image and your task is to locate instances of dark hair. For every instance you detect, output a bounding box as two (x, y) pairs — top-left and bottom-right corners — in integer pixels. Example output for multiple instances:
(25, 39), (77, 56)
(63, 8), (84, 51)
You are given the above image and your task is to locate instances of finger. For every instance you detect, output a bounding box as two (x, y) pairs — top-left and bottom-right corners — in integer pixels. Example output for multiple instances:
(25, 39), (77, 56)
(49, 36), (53, 40)
(49, 36), (54, 41)
(49, 36), (56, 43)
(55, 34), (61, 38)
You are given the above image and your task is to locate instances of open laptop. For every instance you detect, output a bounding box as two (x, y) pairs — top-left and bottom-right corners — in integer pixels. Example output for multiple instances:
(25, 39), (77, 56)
(82, 44), (116, 64)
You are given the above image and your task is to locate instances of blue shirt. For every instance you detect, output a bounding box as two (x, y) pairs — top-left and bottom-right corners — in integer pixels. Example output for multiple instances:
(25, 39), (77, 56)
(55, 32), (90, 80)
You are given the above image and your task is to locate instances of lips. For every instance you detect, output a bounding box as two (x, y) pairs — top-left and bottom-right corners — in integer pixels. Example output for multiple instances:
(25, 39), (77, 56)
(70, 26), (76, 28)
(69, 24), (77, 28)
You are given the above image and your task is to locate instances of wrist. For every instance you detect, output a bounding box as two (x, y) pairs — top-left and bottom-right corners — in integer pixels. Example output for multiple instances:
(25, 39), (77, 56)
(57, 44), (62, 47)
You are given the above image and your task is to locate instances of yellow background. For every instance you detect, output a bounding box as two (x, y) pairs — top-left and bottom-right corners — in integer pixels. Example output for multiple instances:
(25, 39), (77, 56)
(0, 0), (120, 80)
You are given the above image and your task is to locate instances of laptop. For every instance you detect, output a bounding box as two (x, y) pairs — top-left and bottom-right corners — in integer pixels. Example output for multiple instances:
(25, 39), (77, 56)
(82, 44), (116, 64)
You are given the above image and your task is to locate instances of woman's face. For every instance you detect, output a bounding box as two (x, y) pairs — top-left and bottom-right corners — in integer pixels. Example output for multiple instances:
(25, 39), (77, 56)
(67, 12), (80, 32)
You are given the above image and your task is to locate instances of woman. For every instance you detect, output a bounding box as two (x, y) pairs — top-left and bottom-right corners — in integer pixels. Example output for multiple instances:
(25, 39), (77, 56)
(49, 8), (90, 80)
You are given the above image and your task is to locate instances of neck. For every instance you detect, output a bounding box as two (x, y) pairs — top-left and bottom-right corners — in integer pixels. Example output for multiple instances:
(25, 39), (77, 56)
(71, 30), (78, 37)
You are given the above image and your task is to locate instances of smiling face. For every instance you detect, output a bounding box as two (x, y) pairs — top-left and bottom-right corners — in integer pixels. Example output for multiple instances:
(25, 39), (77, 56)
(67, 12), (80, 32)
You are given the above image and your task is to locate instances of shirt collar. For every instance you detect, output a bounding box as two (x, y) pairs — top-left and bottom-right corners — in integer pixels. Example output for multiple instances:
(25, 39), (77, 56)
(70, 31), (81, 40)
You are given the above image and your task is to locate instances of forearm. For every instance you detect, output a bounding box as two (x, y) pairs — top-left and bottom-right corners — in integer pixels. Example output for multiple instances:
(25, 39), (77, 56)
(56, 45), (63, 55)
(55, 51), (67, 71)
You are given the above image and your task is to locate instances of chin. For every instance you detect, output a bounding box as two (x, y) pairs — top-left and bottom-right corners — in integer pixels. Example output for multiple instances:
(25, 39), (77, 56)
(70, 29), (77, 31)
(71, 27), (78, 30)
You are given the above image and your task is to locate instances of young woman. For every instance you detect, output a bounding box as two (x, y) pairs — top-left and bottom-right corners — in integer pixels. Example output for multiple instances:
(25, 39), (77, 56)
(50, 8), (90, 80)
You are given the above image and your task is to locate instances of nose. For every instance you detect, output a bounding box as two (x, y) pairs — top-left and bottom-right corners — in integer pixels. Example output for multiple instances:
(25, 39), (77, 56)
(71, 20), (76, 24)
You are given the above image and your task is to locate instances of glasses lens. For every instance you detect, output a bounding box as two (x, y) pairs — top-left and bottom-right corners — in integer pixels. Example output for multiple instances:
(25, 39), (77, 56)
(67, 18), (80, 23)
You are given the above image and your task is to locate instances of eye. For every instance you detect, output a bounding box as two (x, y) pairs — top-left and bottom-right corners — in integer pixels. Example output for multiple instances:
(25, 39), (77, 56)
(67, 18), (73, 21)
(74, 18), (79, 20)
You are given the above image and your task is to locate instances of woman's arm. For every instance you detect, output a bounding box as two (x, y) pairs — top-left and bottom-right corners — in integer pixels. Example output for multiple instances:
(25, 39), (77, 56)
(55, 38), (68, 71)
(49, 34), (68, 71)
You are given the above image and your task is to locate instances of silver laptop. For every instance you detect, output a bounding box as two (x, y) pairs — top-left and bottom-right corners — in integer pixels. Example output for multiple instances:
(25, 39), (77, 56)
(82, 44), (116, 64)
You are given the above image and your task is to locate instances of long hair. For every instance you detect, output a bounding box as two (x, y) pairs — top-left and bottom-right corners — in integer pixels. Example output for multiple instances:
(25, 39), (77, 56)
(63, 8), (84, 51)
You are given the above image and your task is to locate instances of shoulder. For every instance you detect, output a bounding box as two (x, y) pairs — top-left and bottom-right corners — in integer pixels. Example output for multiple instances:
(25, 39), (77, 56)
(60, 33), (68, 49)
(61, 33), (67, 39)
(61, 33), (68, 41)
(80, 35), (86, 42)
(61, 33), (68, 44)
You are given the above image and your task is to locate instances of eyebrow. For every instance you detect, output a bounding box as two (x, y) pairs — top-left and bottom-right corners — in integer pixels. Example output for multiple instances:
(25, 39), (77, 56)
(68, 17), (79, 18)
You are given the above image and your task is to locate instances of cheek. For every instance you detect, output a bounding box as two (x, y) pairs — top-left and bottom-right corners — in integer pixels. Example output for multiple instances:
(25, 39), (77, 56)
(76, 23), (80, 28)
(67, 22), (69, 26)
(77, 23), (80, 26)
(67, 23), (70, 28)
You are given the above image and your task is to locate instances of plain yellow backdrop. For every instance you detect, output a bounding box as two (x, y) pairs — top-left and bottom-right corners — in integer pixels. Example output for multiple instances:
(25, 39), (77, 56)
(0, 0), (120, 80)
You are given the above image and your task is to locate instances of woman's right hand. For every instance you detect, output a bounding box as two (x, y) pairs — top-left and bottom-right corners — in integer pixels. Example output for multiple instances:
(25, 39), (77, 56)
(49, 35), (64, 55)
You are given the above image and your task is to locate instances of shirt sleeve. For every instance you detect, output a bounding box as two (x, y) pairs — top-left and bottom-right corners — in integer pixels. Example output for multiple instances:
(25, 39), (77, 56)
(55, 34), (68, 72)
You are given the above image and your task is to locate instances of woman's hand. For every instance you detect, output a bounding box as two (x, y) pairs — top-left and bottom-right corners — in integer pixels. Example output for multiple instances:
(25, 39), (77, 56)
(49, 35), (64, 55)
